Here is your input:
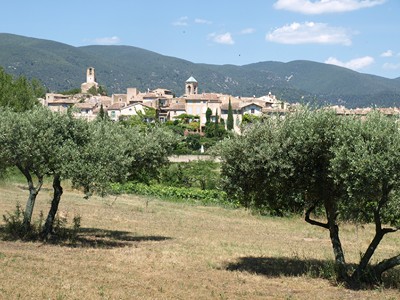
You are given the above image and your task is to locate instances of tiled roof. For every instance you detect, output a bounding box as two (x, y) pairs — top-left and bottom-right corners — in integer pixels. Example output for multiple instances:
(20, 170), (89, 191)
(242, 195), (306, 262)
(220, 102), (241, 110)
(164, 103), (186, 111)
(185, 93), (220, 101)
(108, 102), (127, 110)
(240, 101), (264, 109)
(74, 102), (97, 110)
(48, 99), (77, 104)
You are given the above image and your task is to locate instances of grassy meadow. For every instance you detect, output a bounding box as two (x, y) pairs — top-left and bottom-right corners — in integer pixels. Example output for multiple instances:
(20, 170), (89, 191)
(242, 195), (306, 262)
(0, 181), (399, 300)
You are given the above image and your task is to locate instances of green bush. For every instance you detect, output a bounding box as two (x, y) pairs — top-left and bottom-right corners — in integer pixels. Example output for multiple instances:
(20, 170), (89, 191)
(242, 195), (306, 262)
(111, 182), (235, 207)
(1, 203), (81, 242)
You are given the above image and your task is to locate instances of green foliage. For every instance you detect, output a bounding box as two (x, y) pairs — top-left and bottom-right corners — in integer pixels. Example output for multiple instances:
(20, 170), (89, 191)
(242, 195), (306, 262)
(331, 112), (400, 227)
(30, 78), (47, 98)
(86, 84), (108, 96)
(0, 67), (40, 111)
(241, 114), (262, 125)
(60, 88), (81, 95)
(205, 107), (212, 125)
(96, 104), (109, 121)
(87, 86), (98, 96)
(2, 203), (30, 239)
(125, 126), (179, 183)
(71, 121), (129, 197)
(111, 182), (231, 207)
(219, 107), (400, 284)
(185, 134), (201, 151)
(97, 85), (107, 96)
(204, 111), (228, 139)
(2, 203), (80, 242)
(159, 161), (221, 190)
(174, 113), (199, 124)
(227, 98), (234, 130)
(120, 107), (157, 127)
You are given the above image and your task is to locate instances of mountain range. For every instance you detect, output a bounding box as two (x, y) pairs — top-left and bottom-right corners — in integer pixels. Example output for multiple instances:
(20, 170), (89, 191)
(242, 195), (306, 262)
(1, 33), (400, 108)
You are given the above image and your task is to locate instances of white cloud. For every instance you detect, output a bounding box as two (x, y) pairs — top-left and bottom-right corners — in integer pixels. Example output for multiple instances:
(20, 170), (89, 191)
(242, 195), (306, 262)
(208, 32), (235, 45)
(93, 36), (121, 45)
(267, 22), (352, 45)
(381, 50), (394, 57)
(240, 28), (256, 35)
(173, 16), (189, 26)
(325, 56), (375, 70)
(273, 0), (386, 14)
(195, 18), (212, 25)
(383, 62), (400, 70)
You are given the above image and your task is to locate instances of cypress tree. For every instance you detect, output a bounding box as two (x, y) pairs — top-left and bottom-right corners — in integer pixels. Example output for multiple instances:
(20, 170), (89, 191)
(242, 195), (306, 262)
(227, 98), (234, 130)
(99, 104), (105, 120)
(214, 110), (219, 136)
(205, 107), (212, 125)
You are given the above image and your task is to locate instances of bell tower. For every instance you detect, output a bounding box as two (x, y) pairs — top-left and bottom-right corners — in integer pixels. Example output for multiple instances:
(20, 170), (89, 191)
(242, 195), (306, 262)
(81, 67), (99, 93)
(86, 67), (96, 83)
(185, 76), (198, 95)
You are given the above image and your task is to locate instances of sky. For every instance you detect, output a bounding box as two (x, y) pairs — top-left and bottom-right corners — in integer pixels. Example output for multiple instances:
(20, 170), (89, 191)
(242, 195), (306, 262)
(1, 0), (400, 79)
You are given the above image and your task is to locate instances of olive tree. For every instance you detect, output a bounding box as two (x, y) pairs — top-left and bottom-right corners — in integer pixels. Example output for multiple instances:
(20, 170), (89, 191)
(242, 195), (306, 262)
(0, 108), (54, 229)
(331, 112), (400, 284)
(70, 120), (130, 198)
(0, 108), (89, 235)
(219, 108), (400, 286)
(40, 111), (90, 238)
(124, 126), (179, 183)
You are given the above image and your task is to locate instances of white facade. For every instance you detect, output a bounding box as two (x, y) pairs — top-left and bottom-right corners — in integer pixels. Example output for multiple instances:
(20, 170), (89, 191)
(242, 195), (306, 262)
(107, 103), (148, 121)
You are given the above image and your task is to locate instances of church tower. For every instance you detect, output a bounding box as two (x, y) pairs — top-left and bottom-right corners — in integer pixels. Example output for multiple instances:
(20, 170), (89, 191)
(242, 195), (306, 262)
(81, 67), (99, 93)
(86, 67), (96, 83)
(185, 76), (198, 95)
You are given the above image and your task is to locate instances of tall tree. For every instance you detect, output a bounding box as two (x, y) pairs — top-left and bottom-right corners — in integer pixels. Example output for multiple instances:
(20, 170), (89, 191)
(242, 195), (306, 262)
(219, 108), (400, 286)
(0, 67), (40, 111)
(331, 112), (400, 284)
(97, 104), (108, 121)
(205, 108), (214, 137)
(0, 108), (57, 229)
(227, 98), (234, 131)
(205, 107), (212, 125)
(40, 112), (90, 238)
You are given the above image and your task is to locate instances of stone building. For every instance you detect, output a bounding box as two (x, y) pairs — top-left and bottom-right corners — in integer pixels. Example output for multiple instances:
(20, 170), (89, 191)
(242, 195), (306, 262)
(81, 67), (98, 93)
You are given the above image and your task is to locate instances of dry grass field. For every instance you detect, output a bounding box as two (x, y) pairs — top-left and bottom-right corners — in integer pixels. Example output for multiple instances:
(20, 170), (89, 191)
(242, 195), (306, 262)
(0, 182), (399, 300)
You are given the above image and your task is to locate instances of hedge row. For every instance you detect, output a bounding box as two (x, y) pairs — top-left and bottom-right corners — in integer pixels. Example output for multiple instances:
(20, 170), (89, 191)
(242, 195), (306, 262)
(111, 182), (234, 207)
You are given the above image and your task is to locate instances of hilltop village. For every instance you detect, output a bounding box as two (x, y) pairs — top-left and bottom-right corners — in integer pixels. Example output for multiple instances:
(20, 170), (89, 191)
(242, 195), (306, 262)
(43, 67), (400, 132)
(43, 67), (290, 132)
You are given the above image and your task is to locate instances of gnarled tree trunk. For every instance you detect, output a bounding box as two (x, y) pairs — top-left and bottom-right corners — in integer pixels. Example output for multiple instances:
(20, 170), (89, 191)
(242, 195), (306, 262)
(18, 165), (43, 231)
(41, 174), (63, 239)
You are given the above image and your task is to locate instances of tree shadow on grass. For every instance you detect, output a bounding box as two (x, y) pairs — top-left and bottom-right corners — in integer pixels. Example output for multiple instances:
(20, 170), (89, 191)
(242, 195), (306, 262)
(224, 256), (400, 290)
(224, 256), (337, 278)
(0, 225), (172, 249)
(68, 227), (172, 249)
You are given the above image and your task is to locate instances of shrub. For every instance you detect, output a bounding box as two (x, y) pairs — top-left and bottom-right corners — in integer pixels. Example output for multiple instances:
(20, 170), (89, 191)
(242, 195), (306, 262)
(111, 182), (235, 207)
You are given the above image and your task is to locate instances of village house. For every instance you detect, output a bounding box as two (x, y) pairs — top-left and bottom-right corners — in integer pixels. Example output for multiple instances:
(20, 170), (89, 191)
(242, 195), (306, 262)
(107, 102), (152, 122)
(44, 93), (77, 113)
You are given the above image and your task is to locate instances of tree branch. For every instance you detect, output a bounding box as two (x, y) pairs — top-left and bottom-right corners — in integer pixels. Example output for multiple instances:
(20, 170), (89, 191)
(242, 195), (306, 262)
(305, 205), (329, 229)
(374, 254), (400, 278)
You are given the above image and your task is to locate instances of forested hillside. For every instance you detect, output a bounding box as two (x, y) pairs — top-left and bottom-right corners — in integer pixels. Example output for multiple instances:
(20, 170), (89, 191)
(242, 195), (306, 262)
(1, 33), (400, 107)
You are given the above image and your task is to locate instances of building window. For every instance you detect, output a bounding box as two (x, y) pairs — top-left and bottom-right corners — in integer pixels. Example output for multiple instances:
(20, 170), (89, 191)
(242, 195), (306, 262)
(251, 108), (255, 114)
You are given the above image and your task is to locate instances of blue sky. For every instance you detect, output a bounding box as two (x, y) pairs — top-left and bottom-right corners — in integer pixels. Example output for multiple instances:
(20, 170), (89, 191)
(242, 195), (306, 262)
(1, 0), (400, 78)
